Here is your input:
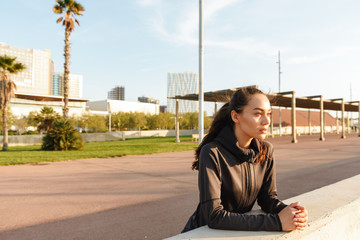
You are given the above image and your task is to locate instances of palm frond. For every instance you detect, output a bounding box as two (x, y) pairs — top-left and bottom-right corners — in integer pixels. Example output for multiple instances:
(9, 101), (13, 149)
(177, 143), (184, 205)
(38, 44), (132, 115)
(53, 5), (63, 14)
(56, 0), (66, 8)
(56, 17), (63, 24)
(74, 18), (80, 26)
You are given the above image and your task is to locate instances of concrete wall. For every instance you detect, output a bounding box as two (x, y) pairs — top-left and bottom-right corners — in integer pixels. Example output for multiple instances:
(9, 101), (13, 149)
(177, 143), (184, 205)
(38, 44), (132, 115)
(165, 174), (360, 240)
(0, 129), (198, 146)
(87, 99), (160, 115)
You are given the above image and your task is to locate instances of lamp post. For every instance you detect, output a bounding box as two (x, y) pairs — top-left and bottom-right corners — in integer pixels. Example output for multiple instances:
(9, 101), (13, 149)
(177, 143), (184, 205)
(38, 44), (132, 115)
(107, 101), (112, 132)
(198, 0), (204, 144)
(277, 50), (282, 136)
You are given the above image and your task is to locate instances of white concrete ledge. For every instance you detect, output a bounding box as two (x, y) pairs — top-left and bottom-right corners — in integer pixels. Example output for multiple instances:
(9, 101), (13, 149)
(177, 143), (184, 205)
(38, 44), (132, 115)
(166, 174), (360, 240)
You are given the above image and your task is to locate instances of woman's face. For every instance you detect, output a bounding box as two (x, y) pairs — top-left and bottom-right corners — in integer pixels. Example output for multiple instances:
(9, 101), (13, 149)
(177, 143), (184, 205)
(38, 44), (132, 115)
(232, 93), (271, 141)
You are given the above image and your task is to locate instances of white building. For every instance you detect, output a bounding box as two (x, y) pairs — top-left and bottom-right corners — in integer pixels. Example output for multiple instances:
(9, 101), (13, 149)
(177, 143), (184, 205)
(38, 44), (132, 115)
(87, 100), (160, 115)
(10, 94), (88, 117)
(0, 42), (53, 95)
(167, 72), (199, 114)
(0, 42), (87, 116)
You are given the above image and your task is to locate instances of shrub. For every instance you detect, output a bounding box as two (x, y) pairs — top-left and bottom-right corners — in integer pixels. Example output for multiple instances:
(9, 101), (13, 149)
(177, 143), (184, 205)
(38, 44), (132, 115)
(42, 119), (83, 151)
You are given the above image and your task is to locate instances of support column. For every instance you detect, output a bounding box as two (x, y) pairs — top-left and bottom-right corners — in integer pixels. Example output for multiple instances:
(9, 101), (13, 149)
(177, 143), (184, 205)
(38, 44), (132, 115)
(319, 95), (325, 141)
(347, 112), (350, 133)
(341, 99), (346, 139)
(308, 109), (311, 135)
(175, 99), (180, 143)
(270, 108), (274, 138)
(358, 101), (360, 137)
(291, 91), (297, 143)
(214, 102), (218, 115)
(279, 107), (282, 137)
(336, 111), (339, 134)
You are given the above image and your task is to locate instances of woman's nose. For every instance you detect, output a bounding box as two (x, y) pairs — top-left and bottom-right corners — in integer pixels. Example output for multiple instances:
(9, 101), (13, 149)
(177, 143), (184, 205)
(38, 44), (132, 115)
(262, 115), (270, 125)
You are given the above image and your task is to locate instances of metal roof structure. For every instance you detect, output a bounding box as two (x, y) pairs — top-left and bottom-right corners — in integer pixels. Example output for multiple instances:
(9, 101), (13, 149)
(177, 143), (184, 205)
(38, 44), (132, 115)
(168, 86), (359, 112)
(169, 85), (360, 143)
(14, 92), (89, 102)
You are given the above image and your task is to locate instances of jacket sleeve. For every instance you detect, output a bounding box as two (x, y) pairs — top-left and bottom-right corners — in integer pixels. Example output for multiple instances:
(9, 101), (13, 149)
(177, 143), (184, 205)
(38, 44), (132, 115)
(198, 144), (283, 231)
(256, 142), (287, 214)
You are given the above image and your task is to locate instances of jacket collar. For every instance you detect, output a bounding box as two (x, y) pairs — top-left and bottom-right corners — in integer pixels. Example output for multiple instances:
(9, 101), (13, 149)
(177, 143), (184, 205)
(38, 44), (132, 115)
(214, 125), (260, 163)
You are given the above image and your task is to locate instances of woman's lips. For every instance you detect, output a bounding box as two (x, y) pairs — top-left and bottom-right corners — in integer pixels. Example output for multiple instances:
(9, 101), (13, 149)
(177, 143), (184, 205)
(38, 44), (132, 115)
(260, 129), (267, 134)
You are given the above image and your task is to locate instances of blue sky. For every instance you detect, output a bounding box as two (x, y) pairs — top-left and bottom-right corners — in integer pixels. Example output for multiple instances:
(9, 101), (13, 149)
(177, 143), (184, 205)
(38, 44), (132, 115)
(2, 0), (360, 112)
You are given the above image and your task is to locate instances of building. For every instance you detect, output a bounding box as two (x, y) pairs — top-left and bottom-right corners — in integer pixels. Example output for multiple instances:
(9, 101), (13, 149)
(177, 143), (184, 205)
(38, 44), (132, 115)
(52, 73), (83, 98)
(0, 42), (54, 95)
(0, 42), (87, 116)
(138, 96), (159, 104)
(167, 72), (199, 113)
(108, 86), (125, 100)
(270, 108), (339, 135)
(87, 100), (159, 115)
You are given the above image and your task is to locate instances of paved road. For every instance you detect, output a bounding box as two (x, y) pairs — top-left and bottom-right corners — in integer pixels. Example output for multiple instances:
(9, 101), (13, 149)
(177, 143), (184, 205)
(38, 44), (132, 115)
(0, 133), (360, 240)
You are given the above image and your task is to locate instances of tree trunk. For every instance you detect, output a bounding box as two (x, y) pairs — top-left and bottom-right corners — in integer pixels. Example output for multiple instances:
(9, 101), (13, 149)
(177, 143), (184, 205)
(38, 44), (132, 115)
(63, 28), (71, 119)
(2, 104), (8, 151)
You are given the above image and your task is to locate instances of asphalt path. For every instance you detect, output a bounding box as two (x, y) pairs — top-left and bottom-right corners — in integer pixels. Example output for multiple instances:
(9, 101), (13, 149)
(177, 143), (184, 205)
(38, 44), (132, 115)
(1, 133), (360, 240)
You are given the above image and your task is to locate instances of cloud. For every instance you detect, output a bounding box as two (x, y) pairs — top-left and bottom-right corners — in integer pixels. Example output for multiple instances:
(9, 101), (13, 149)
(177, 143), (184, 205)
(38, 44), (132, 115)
(286, 46), (360, 64)
(137, 0), (282, 57)
(137, 0), (161, 7)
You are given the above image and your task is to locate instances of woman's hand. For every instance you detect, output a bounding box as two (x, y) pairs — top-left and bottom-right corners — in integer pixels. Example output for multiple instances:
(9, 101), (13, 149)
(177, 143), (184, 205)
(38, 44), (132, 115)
(278, 202), (308, 231)
(293, 203), (308, 230)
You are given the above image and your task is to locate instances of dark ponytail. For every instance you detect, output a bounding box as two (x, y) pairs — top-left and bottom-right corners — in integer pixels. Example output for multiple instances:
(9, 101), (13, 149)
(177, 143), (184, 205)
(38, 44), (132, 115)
(191, 86), (268, 170)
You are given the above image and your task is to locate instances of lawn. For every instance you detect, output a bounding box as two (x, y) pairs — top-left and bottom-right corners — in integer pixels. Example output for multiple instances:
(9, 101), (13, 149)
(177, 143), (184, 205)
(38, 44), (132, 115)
(0, 136), (197, 166)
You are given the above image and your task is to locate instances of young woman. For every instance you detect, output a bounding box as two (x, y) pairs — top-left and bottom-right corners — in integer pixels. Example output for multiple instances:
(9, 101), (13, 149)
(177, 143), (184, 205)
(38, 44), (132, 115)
(182, 87), (308, 232)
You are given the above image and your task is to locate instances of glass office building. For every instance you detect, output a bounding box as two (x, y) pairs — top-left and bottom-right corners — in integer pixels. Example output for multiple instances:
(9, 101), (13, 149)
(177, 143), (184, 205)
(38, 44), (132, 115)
(52, 73), (83, 98)
(167, 72), (199, 113)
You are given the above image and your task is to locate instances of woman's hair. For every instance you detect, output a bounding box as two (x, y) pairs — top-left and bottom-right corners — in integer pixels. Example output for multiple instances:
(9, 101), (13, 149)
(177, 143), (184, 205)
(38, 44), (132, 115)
(191, 86), (268, 170)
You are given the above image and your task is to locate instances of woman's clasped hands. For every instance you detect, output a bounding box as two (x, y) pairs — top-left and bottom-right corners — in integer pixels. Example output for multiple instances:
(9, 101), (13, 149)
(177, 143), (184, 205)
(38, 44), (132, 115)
(278, 202), (308, 231)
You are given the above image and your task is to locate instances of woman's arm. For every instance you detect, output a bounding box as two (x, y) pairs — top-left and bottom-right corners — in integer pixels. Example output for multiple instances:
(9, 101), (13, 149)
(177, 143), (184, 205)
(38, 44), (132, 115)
(256, 142), (308, 231)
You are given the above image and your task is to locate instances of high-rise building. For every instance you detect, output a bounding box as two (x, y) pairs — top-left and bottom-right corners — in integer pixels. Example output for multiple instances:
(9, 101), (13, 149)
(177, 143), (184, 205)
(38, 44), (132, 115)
(0, 42), (53, 95)
(108, 86), (125, 100)
(0, 43), (87, 116)
(52, 73), (83, 98)
(167, 72), (199, 113)
(138, 96), (159, 104)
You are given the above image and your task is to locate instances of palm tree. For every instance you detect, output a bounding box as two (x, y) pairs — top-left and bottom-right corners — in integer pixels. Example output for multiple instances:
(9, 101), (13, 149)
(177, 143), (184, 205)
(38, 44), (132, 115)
(0, 55), (25, 151)
(53, 0), (84, 119)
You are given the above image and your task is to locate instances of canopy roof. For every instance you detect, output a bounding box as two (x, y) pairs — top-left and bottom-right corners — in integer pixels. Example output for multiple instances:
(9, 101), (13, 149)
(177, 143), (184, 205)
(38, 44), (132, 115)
(168, 86), (359, 112)
(14, 92), (89, 102)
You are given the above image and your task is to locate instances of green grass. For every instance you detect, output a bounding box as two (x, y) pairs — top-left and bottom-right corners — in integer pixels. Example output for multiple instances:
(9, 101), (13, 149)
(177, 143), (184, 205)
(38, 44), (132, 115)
(0, 136), (197, 166)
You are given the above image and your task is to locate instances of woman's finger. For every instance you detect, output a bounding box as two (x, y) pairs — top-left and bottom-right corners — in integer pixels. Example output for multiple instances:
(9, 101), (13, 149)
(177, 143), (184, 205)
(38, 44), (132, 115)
(293, 217), (307, 223)
(294, 222), (307, 228)
(295, 212), (307, 218)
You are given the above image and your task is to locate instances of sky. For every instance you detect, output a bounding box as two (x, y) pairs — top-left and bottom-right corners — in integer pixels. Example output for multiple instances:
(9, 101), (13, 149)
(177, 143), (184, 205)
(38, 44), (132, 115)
(2, 0), (360, 114)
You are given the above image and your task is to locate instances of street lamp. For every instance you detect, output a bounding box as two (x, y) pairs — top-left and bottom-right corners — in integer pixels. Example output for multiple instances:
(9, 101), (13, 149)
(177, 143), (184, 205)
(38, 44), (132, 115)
(198, 0), (204, 144)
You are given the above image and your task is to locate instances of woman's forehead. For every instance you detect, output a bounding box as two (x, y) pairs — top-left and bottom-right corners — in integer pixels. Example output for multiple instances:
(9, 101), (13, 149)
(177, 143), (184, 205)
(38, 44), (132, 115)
(246, 94), (271, 110)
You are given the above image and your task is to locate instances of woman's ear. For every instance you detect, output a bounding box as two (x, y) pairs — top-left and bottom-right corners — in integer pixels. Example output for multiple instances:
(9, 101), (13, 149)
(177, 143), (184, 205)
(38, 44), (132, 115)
(231, 110), (240, 123)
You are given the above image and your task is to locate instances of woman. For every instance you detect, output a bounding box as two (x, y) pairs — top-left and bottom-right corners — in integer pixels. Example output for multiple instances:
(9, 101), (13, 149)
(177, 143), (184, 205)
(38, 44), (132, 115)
(182, 87), (308, 232)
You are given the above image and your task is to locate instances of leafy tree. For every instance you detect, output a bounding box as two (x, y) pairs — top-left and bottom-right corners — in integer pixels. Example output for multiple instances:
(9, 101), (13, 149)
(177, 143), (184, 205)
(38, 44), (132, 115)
(179, 112), (212, 130)
(78, 113), (107, 132)
(111, 112), (131, 131)
(14, 116), (30, 135)
(42, 118), (83, 150)
(129, 112), (147, 130)
(28, 107), (61, 133)
(53, 0), (85, 119)
(0, 55), (25, 150)
(0, 108), (16, 133)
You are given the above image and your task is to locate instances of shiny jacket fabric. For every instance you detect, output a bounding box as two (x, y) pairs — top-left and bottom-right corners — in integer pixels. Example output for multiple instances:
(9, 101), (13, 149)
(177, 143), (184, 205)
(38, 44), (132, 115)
(182, 125), (287, 232)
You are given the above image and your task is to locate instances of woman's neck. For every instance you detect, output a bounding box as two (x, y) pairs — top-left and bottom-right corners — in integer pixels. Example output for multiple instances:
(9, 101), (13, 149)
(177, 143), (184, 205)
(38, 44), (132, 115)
(233, 125), (253, 149)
